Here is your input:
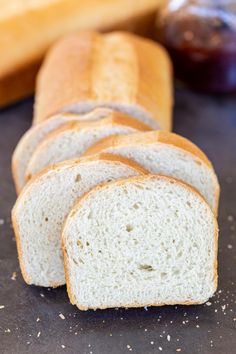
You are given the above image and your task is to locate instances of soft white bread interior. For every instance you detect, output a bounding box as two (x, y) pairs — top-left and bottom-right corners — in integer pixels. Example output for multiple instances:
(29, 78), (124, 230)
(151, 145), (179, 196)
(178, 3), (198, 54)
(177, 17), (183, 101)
(62, 175), (218, 311)
(25, 113), (149, 182)
(34, 31), (173, 130)
(12, 108), (146, 193)
(84, 131), (220, 214)
(12, 154), (147, 287)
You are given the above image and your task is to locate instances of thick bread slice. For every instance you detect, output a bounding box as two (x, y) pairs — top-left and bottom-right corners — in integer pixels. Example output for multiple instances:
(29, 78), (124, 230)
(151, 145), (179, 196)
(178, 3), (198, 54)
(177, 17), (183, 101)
(62, 175), (218, 311)
(84, 131), (220, 214)
(34, 31), (173, 130)
(25, 113), (149, 182)
(12, 154), (147, 287)
(12, 108), (145, 193)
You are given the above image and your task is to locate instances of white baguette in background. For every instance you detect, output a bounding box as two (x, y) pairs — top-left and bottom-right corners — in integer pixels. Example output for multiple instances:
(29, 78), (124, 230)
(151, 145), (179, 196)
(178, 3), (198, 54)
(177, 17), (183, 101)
(34, 31), (173, 130)
(12, 154), (147, 287)
(12, 108), (147, 193)
(25, 113), (149, 182)
(62, 175), (218, 310)
(84, 131), (220, 214)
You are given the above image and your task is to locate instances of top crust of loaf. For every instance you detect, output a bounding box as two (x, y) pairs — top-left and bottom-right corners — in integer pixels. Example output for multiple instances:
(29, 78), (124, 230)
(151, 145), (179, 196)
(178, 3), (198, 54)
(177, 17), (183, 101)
(12, 153), (148, 287)
(62, 174), (218, 310)
(34, 31), (172, 130)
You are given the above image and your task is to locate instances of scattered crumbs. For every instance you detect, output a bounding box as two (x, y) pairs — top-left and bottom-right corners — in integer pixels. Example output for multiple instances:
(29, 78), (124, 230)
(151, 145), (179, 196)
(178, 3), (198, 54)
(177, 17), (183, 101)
(159, 347), (162, 351)
(0, 218), (4, 225)
(27, 342), (30, 345)
(196, 325), (200, 328)
(167, 335), (171, 342)
(176, 349), (181, 352)
(144, 328), (147, 332)
(0, 305), (5, 309)
(88, 344), (91, 348)
(40, 293), (45, 298)
(160, 335), (163, 338)
(109, 333), (113, 337)
(5, 329), (11, 333)
(37, 331), (41, 338)
(144, 306), (148, 311)
(120, 317), (123, 320)
(102, 320), (106, 323)
(150, 341), (154, 345)
(206, 302), (212, 306)
(215, 309), (218, 313)
(170, 321), (173, 324)
(196, 316), (199, 319)
(176, 339), (180, 342)
(127, 345), (131, 349)
(75, 332), (78, 335)
(61, 345), (65, 349)
(11, 272), (17, 281)
(182, 321), (185, 325)
(233, 318), (236, 321)
(228, 215), (234, 222)
(127, 344), (133, 351)
(36, 317), (40, 322)
(221, 305), (226, 311)
(59, 313), (65, 320)
(228, 244), (233, 249)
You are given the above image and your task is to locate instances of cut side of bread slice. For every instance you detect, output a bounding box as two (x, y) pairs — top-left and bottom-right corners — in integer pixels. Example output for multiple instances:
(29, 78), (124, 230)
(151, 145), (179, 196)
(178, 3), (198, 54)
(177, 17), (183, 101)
(25, 113), (149, 182)
(34, 31), (173, 130)
(84, 131), (220, 214)
(62, 175), (218, 311)
(12, 154), (147, 287)
(12, 107), (146, 193)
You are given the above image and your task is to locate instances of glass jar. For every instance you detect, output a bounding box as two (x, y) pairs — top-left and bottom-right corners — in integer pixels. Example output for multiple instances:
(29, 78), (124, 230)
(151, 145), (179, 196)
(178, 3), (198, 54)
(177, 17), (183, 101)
(156, 0), (236, 92)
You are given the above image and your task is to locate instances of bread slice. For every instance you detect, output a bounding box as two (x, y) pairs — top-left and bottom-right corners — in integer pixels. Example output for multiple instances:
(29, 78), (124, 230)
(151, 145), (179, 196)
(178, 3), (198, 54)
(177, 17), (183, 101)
(25, 113), (149, 182)
(34, 31), (173, 130)
(12, 154), (147, 287)
(84, 131), (220, 214)
(62, 175), (218, 310)
(12, 108), (144, 193)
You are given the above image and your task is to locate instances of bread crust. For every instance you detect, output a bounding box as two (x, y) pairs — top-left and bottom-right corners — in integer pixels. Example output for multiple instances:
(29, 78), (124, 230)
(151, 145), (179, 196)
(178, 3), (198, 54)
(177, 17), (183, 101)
(83, 130), (220, 215)
(62, 174), (218, 310)
(12, 153), (148, 286)
(34, 31), (173, 130)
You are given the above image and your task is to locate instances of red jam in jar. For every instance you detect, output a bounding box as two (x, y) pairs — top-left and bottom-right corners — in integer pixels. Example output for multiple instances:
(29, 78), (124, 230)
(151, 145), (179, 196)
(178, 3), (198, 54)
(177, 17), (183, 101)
(156, 0), (236, 92)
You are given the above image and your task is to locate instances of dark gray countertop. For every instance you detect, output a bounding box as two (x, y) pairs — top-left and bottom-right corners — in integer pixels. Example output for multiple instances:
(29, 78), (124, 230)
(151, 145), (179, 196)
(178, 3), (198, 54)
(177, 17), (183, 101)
(0, 89), (235, 354)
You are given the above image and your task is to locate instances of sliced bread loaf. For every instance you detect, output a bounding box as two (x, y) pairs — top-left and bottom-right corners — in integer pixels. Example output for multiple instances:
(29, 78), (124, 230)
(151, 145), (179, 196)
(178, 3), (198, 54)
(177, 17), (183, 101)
(12, 154), (147, 287)
(62, 175), (218, 310)
(83, 131), (220, 214)
(34, 31), (173, 130)
(25, 114), (149, 182)
(12, 108), (145, 193)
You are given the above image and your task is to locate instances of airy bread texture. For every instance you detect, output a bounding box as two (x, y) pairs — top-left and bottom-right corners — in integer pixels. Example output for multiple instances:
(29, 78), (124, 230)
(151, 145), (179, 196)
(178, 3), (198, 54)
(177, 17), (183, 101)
(34, 31), (173, 130)
(12, 108), (145, 193)
(25, 113), (149, 182)
(84, 131), (220, 214)
(62, 175), (218, 310)
(12, 154), (147, 287)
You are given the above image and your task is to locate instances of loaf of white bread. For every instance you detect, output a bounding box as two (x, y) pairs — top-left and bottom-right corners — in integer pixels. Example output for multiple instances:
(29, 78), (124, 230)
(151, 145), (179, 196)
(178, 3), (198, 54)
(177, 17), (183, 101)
(0, 0), (161, 107)
(34, 31), (173, 130)
(11, 30), (219, 310)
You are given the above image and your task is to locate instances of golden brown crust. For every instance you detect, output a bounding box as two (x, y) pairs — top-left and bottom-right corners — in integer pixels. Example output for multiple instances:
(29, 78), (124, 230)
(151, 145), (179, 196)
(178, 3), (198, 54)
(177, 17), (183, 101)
(33, 31), (172, 130)
(12, 153), (147, 287)
(62, 174), (218, 310)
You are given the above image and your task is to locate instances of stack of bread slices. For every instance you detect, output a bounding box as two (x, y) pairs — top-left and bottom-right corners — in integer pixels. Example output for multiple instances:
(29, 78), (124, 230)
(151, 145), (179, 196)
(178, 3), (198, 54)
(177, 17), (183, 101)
(12, 31), (219, 311)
